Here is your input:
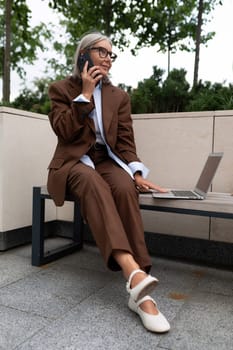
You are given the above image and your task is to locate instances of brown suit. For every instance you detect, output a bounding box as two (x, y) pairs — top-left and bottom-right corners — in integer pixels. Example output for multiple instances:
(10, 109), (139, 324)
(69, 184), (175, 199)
(47, 76), (151, 271)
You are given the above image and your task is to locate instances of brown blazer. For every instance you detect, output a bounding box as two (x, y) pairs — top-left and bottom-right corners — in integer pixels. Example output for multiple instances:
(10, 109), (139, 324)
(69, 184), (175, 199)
(47, 75), (140, 206)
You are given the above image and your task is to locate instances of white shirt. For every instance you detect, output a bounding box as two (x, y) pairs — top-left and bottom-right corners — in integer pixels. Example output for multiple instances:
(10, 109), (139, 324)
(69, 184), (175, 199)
(73, 84), (149, 179)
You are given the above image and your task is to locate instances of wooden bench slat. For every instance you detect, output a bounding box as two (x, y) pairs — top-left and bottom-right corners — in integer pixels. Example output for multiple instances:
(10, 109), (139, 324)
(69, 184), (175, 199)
(139, 192), (233, 218)
(39, 186), (233, 217)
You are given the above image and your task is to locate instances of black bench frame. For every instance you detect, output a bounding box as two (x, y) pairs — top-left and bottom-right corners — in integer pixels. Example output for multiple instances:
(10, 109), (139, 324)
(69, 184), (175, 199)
(32, 187), (84, 266)
(32, 186), (233, 266)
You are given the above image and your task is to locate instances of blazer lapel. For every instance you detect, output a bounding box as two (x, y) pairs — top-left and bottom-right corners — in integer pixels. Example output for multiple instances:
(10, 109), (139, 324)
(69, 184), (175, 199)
(67, 76), (82, 100)
(102, 84), (116, 143)
(67, 76), (95, 133)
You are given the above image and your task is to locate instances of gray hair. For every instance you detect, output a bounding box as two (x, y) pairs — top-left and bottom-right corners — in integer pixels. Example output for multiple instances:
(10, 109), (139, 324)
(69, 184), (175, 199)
(73, 31), (112, 81)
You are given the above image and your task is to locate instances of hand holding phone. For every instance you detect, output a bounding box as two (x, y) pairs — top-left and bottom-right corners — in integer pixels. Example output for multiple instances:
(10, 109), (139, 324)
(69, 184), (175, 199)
(78, 52), (94, 73)
(78, 51), (103, 97)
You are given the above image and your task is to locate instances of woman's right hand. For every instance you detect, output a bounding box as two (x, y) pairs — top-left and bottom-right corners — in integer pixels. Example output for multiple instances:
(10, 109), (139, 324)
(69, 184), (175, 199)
(134, 173), (169, 193)
(81, 61), (103, 100)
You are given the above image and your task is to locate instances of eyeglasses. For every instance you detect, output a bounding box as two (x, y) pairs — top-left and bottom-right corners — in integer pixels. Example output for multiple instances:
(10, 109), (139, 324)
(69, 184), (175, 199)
(88, 46), (117, 62)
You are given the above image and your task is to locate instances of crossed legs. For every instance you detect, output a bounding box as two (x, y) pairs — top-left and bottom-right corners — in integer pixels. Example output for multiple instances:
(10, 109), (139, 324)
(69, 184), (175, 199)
(67, 160), (169, 330)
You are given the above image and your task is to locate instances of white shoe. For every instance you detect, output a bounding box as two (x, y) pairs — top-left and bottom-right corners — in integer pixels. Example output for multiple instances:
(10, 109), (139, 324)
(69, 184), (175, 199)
(128, 295), (170, 333)
(126, 269), (158, 302)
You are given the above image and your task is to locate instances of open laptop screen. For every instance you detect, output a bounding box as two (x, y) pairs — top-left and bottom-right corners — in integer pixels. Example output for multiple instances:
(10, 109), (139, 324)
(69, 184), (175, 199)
(195, 153), (223, 194)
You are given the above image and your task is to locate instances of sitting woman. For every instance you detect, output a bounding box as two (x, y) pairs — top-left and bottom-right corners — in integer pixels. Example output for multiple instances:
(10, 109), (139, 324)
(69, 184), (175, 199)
(47, 31), (170, 333)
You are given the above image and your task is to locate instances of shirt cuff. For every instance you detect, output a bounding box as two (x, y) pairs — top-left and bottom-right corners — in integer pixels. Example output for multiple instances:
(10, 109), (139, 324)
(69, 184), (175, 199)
(79, 154), (95, 169)
(73, 94), (90, 103)
(128, 161), (149, 179)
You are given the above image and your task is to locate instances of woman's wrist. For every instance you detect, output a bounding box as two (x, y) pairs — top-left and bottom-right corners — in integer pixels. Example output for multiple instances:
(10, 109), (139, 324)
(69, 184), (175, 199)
(134, 171), (142, 179)
(82, 92), (92, 101)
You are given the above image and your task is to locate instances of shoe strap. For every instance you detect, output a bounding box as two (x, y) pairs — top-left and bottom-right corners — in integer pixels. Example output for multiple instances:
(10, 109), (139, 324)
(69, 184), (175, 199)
(126, 269), (146, 292)
(137, 295), (157, 308)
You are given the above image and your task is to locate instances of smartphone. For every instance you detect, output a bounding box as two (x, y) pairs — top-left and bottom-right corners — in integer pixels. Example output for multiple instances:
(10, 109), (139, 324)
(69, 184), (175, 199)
(78, 52), (94, 72)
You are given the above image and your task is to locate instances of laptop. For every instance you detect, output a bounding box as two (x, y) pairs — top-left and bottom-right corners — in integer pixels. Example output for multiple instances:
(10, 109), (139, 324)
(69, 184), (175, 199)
(151, 152), (223, 200)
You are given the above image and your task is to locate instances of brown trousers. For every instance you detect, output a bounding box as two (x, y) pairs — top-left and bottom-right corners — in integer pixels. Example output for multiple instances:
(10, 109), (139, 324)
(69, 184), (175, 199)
(67, 146), (151, 272)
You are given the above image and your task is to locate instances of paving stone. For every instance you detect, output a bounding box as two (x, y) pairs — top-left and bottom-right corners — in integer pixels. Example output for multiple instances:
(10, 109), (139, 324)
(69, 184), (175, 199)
(0, 264), (112, 319)
(10, 238), (77, 259)
(195, 266), (233, 296)
(55, 244), (111, 273)
(15, 282), (164, 350)
(159, 292), (233, 350)
(0, 254), (38, 288)
(0, 243), (232, 350)
(0, 305), (49, 350)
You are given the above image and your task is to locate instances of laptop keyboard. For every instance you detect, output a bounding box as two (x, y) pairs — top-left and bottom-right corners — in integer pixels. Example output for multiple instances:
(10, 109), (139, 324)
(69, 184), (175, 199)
(171, 190), (199, 198)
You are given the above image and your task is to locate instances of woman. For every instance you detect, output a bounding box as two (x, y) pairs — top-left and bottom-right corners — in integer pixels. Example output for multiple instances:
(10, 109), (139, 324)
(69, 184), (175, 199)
(47, 31), (170, 333)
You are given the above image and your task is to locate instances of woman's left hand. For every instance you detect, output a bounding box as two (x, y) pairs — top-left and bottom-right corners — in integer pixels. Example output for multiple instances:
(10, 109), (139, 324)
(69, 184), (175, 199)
(134, 173), (168, 193)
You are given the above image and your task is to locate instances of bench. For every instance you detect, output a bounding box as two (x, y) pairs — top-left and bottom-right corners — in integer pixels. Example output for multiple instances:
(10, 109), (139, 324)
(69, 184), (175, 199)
(31, 186), (233, 266)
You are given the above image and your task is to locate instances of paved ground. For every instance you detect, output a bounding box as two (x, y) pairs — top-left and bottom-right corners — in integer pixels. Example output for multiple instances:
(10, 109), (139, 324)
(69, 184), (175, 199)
(0, 238), (233, 350)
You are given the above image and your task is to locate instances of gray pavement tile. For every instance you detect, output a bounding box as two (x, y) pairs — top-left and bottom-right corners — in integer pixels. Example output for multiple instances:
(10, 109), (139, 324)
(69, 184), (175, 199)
(1, 242), (233, 350)
(55, 244), (111, 273)
(58, 249), (190, 324)
(0, 254), (39, 288)
(8, 241), (115, 274)
(151, 257), (208, 289)
(0, 305), (49, 350)
(195, 267), (233, 297)
(149, 258), (204, 314)
(8, 238), (77, 259)
(0, 264), (112, 319)
(15, 281), (168, 350)
(159, 292), (233, 350)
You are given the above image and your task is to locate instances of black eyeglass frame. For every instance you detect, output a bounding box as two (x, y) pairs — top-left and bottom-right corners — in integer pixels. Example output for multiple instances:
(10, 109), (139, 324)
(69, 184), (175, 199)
(88, 46), (117, 62)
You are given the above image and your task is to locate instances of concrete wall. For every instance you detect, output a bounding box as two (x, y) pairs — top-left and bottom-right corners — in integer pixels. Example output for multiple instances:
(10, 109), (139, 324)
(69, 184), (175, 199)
(0, 107), (233, 248)
(0, 107), (57, 236)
